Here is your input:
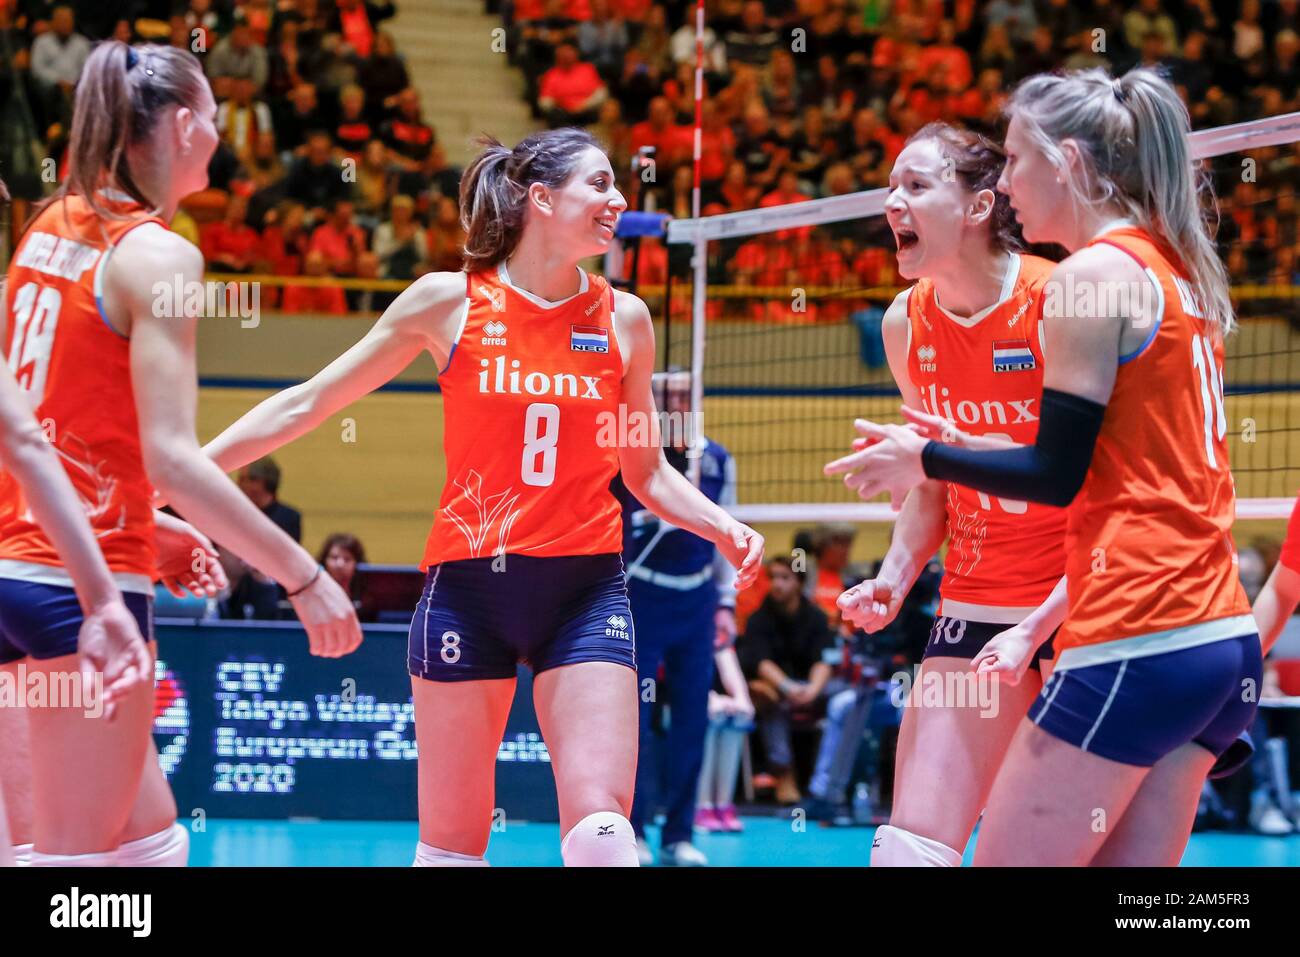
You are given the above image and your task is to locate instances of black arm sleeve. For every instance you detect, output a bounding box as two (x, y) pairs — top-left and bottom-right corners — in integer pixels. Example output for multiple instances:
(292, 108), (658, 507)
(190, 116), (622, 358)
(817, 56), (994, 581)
(920, 388), (1106, 508)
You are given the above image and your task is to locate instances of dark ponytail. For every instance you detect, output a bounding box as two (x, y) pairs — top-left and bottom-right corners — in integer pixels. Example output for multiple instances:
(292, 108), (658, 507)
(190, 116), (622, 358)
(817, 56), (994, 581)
(459, 128), (604, 272)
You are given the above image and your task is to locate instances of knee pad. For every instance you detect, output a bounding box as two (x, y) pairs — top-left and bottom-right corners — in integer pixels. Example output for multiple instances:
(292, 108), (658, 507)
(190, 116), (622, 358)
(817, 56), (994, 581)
(413, 841), (488, 867)
(560, 811), (639, 867)
(114, 823), (190, 867)
(870, 824), (961, 867)
(30, 847), (119, 867)
(12, 843), (32, 867)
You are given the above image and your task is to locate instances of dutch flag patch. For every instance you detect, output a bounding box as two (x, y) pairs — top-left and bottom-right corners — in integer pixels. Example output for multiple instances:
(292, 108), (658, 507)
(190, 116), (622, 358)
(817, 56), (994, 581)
(992, 339), (1035, 373)
(571, 325), (609, 353)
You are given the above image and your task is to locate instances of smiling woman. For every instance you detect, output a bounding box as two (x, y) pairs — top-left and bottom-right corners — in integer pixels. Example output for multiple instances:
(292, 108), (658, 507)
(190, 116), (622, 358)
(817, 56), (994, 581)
(194, 127), (765, 868)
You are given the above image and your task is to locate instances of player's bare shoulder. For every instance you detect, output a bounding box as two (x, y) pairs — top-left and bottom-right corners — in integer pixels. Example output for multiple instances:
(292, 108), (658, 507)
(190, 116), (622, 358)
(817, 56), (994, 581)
(612, 288), (653, 371)
(380, 269), (469, 360)
(116, 221), (204, 282)
(104, 221), (204, 328)
(882, 287), (913, 331)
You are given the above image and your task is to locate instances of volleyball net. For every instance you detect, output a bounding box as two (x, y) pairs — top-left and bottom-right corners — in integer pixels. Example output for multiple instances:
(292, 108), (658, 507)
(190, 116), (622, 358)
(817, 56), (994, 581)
(660, 111), (1300, 524)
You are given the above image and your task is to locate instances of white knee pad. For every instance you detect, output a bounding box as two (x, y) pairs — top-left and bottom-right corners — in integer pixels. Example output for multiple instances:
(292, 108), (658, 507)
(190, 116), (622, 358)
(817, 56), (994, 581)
(870, 824), (962, 867)
(114, 823), (190, 867)
(30, 847), (119, 867)
(413, 841), (488, 867)
(12, 844), (32, 867)
(560, 811), (639, 867)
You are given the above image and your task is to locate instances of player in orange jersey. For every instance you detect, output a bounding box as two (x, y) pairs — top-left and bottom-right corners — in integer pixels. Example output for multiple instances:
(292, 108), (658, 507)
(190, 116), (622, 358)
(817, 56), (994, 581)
(0, 43), (361, 867)
(827, 68), (1259, 866)
(2, 173), (153, 865)
(833, 123), (1066, 866)
(200, 128), (764, 866)
(0, 176), (161, 868)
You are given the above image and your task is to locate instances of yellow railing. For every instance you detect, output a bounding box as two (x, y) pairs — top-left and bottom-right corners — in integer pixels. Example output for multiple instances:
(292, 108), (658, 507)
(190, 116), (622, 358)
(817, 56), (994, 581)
(205, 273), (1300, 305)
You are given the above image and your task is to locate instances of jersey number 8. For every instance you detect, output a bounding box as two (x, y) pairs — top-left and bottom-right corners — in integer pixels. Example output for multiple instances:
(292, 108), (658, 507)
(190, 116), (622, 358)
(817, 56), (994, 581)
(521, 402), (560, 487)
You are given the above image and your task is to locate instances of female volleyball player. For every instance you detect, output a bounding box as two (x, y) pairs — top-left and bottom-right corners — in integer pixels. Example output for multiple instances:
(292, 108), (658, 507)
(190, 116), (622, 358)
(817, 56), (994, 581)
(827, 67), (1260, 866)
(2, 41), (361, 867)
(0, 206), (156, 865)
(199, 127), (764, 867)
(833, 123), (1065, 867)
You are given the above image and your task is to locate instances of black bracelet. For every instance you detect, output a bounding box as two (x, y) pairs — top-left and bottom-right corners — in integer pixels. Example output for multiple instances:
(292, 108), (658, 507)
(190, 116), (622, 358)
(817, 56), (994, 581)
(287, 564), (323, 598)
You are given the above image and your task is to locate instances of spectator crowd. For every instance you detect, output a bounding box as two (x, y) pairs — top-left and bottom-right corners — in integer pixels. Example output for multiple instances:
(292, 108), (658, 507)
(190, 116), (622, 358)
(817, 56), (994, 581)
(2, 0), (466, 313)
(3, 0), (1297, 317)
(500, 0), (1300, 317)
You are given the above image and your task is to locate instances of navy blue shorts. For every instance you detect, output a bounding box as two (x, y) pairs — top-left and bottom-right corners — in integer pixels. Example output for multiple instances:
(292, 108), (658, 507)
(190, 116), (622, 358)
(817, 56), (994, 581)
(1028, 633), (1262, 778)
(407, 553), (637, 682)
(0, 577), (155, 665)
(922, 615), (1056, 670)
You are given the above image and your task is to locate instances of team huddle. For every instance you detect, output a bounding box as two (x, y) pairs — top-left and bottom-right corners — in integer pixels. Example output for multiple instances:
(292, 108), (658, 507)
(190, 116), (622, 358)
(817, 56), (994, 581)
(0, 37), (1271, 868)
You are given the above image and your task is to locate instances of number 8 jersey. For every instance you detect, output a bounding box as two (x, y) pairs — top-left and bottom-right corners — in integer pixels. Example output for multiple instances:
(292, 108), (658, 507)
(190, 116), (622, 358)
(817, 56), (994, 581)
(0, 195), (162, 579)
(422, 263), (625, 569)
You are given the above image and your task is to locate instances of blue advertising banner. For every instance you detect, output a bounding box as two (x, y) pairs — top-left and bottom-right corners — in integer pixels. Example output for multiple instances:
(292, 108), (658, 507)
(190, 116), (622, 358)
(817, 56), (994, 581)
(153, 620), (560, 821)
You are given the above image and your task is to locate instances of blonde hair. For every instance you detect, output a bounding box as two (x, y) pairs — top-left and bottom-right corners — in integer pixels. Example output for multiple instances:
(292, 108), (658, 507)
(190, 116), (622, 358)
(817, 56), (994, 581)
(1007, 67), (1234, 337)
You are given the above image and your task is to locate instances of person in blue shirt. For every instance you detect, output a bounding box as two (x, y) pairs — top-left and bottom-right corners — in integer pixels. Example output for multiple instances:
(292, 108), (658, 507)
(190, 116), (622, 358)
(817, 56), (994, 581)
(615, 370), (739, 867)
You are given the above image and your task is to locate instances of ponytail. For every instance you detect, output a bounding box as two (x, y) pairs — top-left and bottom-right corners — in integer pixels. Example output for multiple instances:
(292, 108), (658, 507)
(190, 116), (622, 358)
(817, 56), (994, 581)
(1007, 67), (1235, 338)
(459, 127), (604, 272)
(1118, 70), (1234, 339)
(36, 41), (209, 232)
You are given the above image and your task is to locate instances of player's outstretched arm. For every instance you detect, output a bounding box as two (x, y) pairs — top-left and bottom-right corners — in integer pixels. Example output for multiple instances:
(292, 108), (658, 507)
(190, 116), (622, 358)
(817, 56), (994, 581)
(613, 290), (764, 589)
(972, 575), (1068, 685)
(1254, 560), (1300, 655)
(203, 271), (465, 474)
(113, 225), (361, 659)
(841, 290), (948, 632)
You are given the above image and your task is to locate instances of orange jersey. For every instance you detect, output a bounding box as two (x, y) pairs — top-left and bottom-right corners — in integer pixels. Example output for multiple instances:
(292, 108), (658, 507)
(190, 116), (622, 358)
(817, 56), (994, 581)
(1280, 494), (1300, 574)
(906, 253), (1067, 615)
(1056, 226), (1251, 653)
(0, 195), (160, 580)
(422, 264), (624, 567)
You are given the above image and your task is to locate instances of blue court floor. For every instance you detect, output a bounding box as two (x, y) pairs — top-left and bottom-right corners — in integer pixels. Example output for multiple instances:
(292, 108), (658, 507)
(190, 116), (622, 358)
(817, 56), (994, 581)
(188, 817), (1300, 867)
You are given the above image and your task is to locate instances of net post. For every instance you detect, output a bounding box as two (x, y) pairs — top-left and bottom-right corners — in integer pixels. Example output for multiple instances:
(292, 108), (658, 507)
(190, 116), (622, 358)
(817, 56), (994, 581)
(688, 234), (707, 486)
(687, 0), (706, 487)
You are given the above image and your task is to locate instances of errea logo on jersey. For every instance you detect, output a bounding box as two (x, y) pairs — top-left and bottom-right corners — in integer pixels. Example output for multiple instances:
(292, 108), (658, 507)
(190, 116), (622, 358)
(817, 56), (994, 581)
(482, 319), (507, 346)
(916, 344), (937, 373)
(605, 614), (630, 640)
(478, 356), (602, 399)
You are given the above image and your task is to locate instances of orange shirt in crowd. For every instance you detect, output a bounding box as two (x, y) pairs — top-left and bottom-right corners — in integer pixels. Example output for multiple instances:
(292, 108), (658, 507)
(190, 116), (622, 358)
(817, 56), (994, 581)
(540, 61), (605, 113)
(280, 283), (347, 315)
(629, 120), (692, 168)
(200, 219), (261, 268)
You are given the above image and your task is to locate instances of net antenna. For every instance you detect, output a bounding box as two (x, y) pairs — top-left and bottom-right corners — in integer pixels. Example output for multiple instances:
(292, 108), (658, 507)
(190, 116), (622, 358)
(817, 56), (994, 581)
(665, 111), (1300, 524)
